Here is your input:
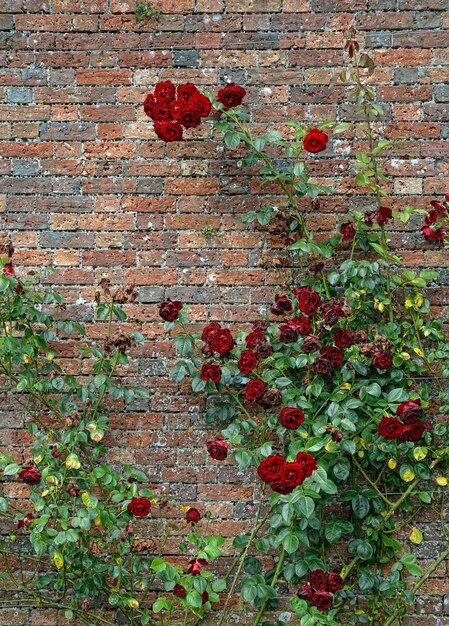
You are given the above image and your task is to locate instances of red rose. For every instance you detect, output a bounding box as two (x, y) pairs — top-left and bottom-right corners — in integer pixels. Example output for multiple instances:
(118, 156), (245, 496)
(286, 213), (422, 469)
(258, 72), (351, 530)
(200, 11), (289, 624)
(312, 357), (333, 376)
(333, 328), (355, 348)
(424, 209), (439, 225)
(327, 571), (344, 593)
(245, 378), (267, 401)
(154, 121), (183, 142)
(201, 591), (209, 604)
(290, 316), (312, 335)
(255, 341), (274, 358)
(143, 93), (157, 117)
(188, 558), (207, 575)
(4, 262), (14, 277)
(17, 513), (34, 529)
(303, 128), (329, 154)
(127, 497), (151, 517)
(151, 101), (173, 122)
(186, 507), (201, 523)
(431, 199), (446, 212)
(297, 583), (314, 600)
(307, 569), (327, 591)
(173, 583), (186, 598)
(159, 298), (182, 322)
(295, 452), (317, 478)
(378, 416), (404, 440)
(154, 80), (176, 102)
(178, 103), (201, 129)
(207, 438), (231, 460)
(216, 83), (246, 110)
(270, 293), (293, 316)
(364, 211), (374, 227)
(302, 335), (319, 354)
(279, 407), (305, 429)
(18, 466), (41, 485)
(340, 221), (356, 241)
(297, 289), (322, 316)
(170, 99), (183, 120)
(257, 454), (285, 483)
(258, 387), (282, 409)
(200, 362), (222, 383)
(400, 421), (425, 442)
(292, 285), (311, 298)
(211, 328), (235, 355)
(245, 329), (266, 349)
(189, 93), (211, 117)
(422, 225), (445, 242)
(201, 322), (221, 344)
(321, 303), (346, 326)
(280, 324), (299, 343)
(281, 462), (305, 488)
(372, 350), (393, 370)
(177, 82), (199, 102)
(237, 350), (258, 375)
(396, 399), (422, 424)
(310, 591), (333, 611)
(375, 206), (392, 226)
(320, 346), (343, 368)
(270, 479), (296, 495)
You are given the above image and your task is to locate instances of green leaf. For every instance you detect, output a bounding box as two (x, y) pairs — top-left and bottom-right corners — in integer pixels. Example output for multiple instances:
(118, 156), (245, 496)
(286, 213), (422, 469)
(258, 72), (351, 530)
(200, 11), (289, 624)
(352, 495), (370, 519)
(224, 131), (241, 149)
(186, 590), (202, 608)
(283, 533), (300, 554)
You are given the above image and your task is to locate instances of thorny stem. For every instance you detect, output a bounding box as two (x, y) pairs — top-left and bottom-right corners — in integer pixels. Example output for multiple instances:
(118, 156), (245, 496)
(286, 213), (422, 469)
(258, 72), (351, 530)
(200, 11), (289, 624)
(252, 547), (286, 626)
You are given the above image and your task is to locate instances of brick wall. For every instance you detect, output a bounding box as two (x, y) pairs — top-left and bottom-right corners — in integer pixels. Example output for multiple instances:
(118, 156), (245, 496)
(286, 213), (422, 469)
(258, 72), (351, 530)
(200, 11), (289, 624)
(0, 0), (448, 623)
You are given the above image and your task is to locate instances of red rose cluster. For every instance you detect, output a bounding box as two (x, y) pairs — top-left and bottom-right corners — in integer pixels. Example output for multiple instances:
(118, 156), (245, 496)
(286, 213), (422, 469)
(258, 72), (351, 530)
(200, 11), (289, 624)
(257, 452), (316, 495)
(378, 399), (428, 442)
(297, 569), (345, 612)
(144, 81), (246, 142)
(422, 196), (449, 243)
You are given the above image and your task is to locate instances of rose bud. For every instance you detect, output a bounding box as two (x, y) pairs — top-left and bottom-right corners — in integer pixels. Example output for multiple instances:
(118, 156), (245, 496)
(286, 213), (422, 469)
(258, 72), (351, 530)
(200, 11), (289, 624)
(185, 507), (201, 523)
(173, 583), (186, 598)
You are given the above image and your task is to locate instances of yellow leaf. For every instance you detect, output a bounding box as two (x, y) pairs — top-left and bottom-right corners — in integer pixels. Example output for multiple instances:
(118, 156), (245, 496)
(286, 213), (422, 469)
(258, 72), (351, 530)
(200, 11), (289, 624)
(53, 552), (64, 570)
(414, 294), (423, 307)
(401, 469), (415, 482)
(94, 515), (102, 527)
(65, 454), (81, 470)
(400, 352), (410, 360)
(340, 383), (351, 390)
(405, 298), (413, 308)
(325, 440), (340, 453)
(409, 527), (423, 545)
(413, 347), (424, 358)
(81, 492), (92, 508)
(388, 458), (397, 470)
(127, 598), (139, 609)
(436, 476), (448, 487)
(413, 447), (427, 461)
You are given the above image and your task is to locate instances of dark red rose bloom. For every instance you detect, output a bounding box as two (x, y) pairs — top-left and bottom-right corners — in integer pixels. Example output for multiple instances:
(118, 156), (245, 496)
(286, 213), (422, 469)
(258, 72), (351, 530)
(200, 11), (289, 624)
(297, 583), (314, 600)
(431, 199), (446, 213)
(177, 104), (201, 129)
(307, 569), (327, 591)
(245, 378), (268, 401)
(170, 99), (183, 120)
(321, 303), (346, 326)
(207, 438), (231, 460)
(279, 407), (305, 429)
(313, 356), (333, 376)
(320, 346), (343, 367)
(331, 428), (342, 442)
(177, 82), (199, 102)
(302, 335), (319, 354)
(311, 591), (333, 612)
(173, 583), (186, 598)
(253, 320), (268, 331)
(297, 289), (322, 316)
(378, 416), (404, 440)
(281, 462), (305, 488)
(372, 350), (393, 370)
(303, 128), (329, 153)
(270, 293), (293, 316)
(18, 466), (41, 485)
(211, 328), (235, 355)
(424, 209), (439, 226)
(280, 324), (299, 343)
(257, 454), (285, 483)
(143, 93), (157, 117)
(291, 315), (312, 335)
(151, 101), (173, 122)
(186, 507), (201, 523)
(216, 83), (246, 110)
(422, 225), (445, 243)
(237, 350), (258, 375)
(327, 571), (344, 593)
(270, 478), (296, 495)
(400, 421), (425, 442)
(245, 329), (266, 349)
(51, 447), (59, 458)
(396, 399), (422, 424)
(189, 93), (212, 117)
(154, 80), (176, 102)
(127, 497), (151, 517)
(200, 362), (222, 383)
(364, 211), (374, 227)
(375, 206), (392, 226)
(17, 513), (34, 529)
(292, 285), (312, 298)
(201, 591), (209, 604)
(340, 221), (356, 241)
(258, 387), (282, 409)
(188, 558), (208, 575)
(295, 452), (317, 478)
(4, 262), (14, 277)
(154, 121), (183, 142)
(333, 328), (355, 348)
(255, 341), (274, 358)
(201, 322), (221, 345)
(159, 298), (182, 322)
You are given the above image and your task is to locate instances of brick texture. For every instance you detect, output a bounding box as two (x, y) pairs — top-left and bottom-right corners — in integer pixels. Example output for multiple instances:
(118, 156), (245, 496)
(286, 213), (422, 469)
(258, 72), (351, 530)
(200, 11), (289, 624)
(0, 0), (448, 623)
